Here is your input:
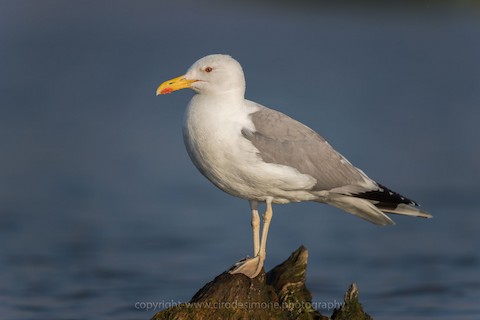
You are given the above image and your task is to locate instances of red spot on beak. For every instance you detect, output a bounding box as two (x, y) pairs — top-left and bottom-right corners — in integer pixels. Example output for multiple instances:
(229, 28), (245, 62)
(160, 87), (173, 94)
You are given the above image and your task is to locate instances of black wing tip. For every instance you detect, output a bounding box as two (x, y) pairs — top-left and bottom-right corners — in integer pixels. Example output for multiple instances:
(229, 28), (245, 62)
(353, 183), (419, 208)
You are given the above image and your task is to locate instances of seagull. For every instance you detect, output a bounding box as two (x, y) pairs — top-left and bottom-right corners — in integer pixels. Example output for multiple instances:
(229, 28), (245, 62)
(156, 54), (431, 278)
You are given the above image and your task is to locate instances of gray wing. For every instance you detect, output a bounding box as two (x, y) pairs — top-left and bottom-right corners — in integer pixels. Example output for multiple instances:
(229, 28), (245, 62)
(242, 104), (369, 191)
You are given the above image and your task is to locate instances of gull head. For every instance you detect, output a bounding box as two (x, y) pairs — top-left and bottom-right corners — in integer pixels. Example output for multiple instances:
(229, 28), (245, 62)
(157, 54), (246, 96)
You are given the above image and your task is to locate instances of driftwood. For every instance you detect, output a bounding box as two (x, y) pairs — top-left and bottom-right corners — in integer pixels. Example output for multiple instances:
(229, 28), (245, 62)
(151, 246), (372, 320)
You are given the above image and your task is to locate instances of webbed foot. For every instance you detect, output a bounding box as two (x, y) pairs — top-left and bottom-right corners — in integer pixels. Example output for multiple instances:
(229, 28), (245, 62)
(228, 255), (264, 278)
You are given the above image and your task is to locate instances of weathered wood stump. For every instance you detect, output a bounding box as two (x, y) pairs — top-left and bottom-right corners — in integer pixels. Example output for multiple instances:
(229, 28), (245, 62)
(151, 246), (372, 320)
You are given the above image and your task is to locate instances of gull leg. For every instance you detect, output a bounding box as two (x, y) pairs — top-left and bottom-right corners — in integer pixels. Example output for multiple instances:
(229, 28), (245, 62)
(229, 198), (273, 278)
(258, 197), (273, 264)
(251, 200), (260, 257)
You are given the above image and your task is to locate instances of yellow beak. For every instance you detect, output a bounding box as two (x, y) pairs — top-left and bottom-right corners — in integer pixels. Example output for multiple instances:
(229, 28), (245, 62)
(156, 75), (197, 95)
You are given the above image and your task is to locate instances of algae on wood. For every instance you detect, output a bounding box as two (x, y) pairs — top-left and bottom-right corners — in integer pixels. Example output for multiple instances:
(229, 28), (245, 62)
(151, 246), (371, 320)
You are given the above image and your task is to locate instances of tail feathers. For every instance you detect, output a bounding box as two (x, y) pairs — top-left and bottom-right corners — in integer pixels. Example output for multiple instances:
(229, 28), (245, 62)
(325, 186), (432, 225)
(377, 203), (432, 219)
(326, 195), (395, 226)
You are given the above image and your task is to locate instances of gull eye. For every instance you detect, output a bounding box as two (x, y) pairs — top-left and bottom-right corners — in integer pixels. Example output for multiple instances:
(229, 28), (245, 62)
(204, 67), (213, 73)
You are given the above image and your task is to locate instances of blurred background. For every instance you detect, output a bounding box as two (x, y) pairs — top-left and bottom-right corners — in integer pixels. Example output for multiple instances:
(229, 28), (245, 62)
(1, 1), (479, 319)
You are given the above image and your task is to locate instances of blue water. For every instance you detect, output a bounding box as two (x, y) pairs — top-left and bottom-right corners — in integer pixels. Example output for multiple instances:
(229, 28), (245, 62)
(1, 1), (479, 319)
